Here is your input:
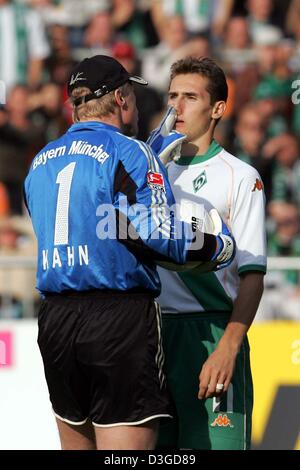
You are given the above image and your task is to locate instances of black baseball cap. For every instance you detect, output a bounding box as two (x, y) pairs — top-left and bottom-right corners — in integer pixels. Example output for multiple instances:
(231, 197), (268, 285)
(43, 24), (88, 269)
(68, 55), (148, 106)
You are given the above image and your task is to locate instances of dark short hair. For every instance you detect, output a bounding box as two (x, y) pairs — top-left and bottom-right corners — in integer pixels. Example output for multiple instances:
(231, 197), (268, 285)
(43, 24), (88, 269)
(170, 57), (228, 104)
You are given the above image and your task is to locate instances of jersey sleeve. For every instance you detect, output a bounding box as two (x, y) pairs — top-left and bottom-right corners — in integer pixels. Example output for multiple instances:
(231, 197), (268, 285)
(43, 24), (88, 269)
(113, 139), (194, 264)
(231, 169), (267, 275)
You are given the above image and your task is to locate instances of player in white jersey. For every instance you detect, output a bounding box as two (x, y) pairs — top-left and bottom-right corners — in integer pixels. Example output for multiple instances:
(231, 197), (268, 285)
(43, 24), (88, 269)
(154, 57), (267, 450)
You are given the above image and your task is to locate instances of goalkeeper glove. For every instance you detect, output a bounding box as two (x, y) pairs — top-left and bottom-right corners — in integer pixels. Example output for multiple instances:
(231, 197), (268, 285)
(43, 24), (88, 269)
(147, 107), (186, 165)
(209, 209), (235, 269)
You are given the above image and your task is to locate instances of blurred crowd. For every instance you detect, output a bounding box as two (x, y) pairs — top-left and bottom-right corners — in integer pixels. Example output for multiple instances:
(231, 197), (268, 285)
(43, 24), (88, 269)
(1, 0), (300, 320)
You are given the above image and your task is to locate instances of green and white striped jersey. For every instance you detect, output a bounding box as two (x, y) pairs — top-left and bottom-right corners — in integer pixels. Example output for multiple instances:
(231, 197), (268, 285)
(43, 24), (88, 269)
(160, 0), (225, 34)
(0, 3), (49, 91)
(158, 140), (267, 314)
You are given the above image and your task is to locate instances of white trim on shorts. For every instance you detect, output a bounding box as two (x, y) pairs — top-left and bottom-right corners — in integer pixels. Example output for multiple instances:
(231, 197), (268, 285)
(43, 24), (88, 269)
(53, 410), (88, 426)
(92, 414), (172, 428)
(154, 301), (166, 389)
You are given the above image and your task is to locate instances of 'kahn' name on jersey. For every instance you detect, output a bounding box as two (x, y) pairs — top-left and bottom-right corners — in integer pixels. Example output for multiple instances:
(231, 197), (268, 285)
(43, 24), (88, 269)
(42, 245), (89, 271)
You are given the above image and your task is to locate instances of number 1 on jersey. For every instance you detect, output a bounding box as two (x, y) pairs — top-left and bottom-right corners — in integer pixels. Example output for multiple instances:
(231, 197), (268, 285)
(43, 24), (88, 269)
(54, 162), (76, 245)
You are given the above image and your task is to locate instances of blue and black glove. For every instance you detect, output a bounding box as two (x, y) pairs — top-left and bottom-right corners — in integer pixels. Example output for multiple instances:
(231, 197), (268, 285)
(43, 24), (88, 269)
(208, 209), (236, 270)
(147, 107), (186, 165)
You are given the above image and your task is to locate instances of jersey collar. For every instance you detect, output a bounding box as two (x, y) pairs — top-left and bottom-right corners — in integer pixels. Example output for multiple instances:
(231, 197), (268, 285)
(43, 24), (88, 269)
(67, 121), (121, 133)
(175, 140), (222, 166)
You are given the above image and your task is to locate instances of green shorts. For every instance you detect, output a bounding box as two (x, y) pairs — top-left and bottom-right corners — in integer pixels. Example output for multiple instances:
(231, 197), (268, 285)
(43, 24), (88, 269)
(158, 313), (253, 450)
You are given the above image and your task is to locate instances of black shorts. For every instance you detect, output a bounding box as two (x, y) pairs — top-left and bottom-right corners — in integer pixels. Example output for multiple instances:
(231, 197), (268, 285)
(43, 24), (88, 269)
(37, 290), (172, 427)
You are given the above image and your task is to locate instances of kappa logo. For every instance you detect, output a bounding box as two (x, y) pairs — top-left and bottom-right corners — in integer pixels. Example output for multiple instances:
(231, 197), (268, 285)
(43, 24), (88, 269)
(252, 178), (263, 192)
(193, 170), (207, 193)
(147, 171), (165, 191)
(210, 414), (234, 428)
(69, 72), (86, 86)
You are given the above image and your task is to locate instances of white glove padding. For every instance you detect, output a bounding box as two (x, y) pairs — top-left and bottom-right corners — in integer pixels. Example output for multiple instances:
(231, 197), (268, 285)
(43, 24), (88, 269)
(208, 209), (235, 269)
(154, 207), (235, 273)
(147, 107), (186, 165)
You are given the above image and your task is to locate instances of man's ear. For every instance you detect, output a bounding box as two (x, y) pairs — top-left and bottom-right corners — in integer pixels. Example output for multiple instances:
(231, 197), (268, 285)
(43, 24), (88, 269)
(212, 101), (226, 120)
(115, 89), (126, 108)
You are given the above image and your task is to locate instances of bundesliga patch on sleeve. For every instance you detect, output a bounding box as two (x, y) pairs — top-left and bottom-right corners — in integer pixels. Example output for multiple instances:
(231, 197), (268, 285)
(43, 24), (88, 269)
(147, 171), (165, 191)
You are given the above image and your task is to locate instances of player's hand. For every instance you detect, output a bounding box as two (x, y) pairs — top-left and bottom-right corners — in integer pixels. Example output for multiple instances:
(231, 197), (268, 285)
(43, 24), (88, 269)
(198, 343), (238, 400)
(147, 107), (186, 165)
(209, 209), (235, 269)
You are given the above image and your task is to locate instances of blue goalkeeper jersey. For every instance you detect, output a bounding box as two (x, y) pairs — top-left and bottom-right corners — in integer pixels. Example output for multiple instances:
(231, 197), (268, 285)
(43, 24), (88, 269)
(24, 121), (192, 295)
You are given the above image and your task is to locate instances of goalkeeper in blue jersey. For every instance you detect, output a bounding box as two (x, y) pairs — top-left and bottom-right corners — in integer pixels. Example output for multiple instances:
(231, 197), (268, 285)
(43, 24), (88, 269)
(24, 55), (234, 450)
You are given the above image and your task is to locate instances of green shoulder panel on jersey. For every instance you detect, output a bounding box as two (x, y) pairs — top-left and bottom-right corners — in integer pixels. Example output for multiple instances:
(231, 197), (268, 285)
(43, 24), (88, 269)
(178, 270), (233, 312)
(175, 140), (222, 166)
(238, 264), (267, 275)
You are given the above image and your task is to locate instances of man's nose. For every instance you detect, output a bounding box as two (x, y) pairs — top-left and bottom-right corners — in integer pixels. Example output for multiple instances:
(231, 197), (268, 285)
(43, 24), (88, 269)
(172, 99), (182, 115)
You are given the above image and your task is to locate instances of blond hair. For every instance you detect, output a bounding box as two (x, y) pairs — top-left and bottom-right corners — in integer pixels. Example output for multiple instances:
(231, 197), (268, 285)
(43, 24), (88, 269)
(71, 82), (132, 122)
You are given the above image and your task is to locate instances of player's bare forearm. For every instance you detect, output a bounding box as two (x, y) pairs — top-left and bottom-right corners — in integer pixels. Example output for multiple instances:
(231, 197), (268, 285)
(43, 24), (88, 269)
(198, 272), (264, 399)
(218, 272), (264, 352)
